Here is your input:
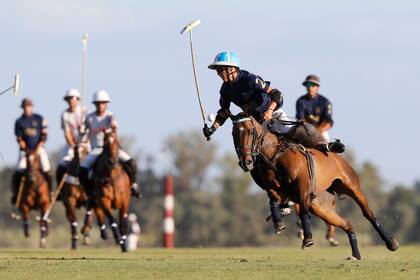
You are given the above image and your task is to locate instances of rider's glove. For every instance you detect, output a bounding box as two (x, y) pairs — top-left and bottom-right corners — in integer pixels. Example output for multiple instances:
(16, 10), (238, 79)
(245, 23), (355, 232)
(203, 124), (216, 140)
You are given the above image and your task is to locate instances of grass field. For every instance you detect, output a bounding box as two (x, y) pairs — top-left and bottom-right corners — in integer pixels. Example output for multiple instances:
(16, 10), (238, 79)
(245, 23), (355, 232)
(0, 246), (419, 280)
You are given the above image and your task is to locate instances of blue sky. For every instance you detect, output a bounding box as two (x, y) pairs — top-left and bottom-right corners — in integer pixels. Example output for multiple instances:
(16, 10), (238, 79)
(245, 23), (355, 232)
(0, 0), (419, 187)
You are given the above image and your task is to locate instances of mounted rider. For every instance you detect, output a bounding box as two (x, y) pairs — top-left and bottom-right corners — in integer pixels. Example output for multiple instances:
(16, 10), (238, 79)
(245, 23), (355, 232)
(296, 74), (345, 153)
(78, 90), (140, 207)
(203, 51), (291, 234)
(11, 98), (52, 204)
(55, 89), (89, 199)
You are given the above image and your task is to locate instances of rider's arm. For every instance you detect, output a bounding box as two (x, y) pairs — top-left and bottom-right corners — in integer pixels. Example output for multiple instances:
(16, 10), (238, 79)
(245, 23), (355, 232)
(17, 137), (27, 151)
(61, 113), (76, 147)
(15, 120), (26, 150)
(34, 118), (48, 152)
(263, 87), (283, 120)
(64, 130), (76, 147)
(318, 101), (334, 132)
(213, 94), (231, 129)
(296, 98), (306, 121)
(110, 114), (118, 134)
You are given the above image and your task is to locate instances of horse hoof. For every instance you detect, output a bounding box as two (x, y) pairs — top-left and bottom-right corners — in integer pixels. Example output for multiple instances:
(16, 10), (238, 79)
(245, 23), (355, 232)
(301, 238), (314, 250)
(346, 256), (361, 261)
(83, 236), (91, 245)
(329, 239), (339, 246)
(120, 243), (128, 252)
(386, 238), (399, 251)
(40, 238), (47, 248)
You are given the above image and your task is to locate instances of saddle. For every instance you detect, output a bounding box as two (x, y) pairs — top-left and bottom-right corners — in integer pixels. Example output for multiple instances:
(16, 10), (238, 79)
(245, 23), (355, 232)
(269, 121), (321, 147)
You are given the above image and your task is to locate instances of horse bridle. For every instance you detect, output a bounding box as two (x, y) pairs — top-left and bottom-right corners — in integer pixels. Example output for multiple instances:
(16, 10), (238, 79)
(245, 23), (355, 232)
(232, 117), (266, 163)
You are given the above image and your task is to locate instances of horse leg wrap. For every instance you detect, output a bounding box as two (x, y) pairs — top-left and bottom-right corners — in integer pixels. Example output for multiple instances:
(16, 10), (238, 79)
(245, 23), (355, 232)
(71, 222), (78, 238)
(371, 218), (391, 242)
(84, 210), (92, 227)
(371, 219), (399, 251)
(99, 224), (108, 240)
(40, 220), (48, 238)
(300, 213), (312, 239)
(111, 222), (121, 244)
(348, 231), (361, 260)
(120, 235), (128, 252)
(23, 221), (29, 238)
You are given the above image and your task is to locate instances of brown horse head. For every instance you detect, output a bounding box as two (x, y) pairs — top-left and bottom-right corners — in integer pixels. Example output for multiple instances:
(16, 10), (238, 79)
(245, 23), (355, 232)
(103, 129), (120, 164)
(93, 129), (121, 185)
(230, 112), (267, 172)
(25, 151), (42, 184)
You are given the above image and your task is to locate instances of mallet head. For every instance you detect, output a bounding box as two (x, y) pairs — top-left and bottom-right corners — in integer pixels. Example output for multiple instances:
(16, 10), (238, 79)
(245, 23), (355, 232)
(180, 19), (201, 35)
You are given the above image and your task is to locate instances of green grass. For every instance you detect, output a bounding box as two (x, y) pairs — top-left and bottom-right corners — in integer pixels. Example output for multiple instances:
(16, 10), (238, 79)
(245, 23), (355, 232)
(0, 246), (419, 280)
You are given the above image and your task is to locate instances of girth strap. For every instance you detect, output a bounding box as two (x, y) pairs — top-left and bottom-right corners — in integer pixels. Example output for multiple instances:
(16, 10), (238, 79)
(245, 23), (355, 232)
(302, 148), (317, 200)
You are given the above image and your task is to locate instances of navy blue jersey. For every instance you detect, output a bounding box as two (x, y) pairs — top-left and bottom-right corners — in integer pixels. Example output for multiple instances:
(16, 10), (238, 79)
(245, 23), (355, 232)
(219, 69), (273, 120)
(15, 114), (48, 150)
(295, 94), (333, 126)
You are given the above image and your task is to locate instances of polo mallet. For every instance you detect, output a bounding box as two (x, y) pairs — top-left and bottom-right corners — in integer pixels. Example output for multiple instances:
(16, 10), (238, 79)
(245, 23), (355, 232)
(180, 19), (211, 141)
(42, 173), (68, 221)
(10, 175), (26, 220)
(0, 73), (20, 96)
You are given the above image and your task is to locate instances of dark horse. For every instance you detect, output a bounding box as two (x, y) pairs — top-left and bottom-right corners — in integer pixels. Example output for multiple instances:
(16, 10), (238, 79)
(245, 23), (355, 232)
(61, 145), (95, 249)
(91, 131), (131, 252)
(231, 112), (398, 260)
(18, 151), (51, 248)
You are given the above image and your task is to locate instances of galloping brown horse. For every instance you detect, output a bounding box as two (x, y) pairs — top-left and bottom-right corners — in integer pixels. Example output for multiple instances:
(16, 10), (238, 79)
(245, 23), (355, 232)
(61, 145), (95, 249)
(231, 112), (398, 260)
(91, 131), (131, 252)
(18, 152), (51, 248)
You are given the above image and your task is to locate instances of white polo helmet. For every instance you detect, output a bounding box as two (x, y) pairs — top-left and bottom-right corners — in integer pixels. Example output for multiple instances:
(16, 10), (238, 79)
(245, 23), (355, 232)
(92, 90), (111, 103)
(64, 88), (81, 100)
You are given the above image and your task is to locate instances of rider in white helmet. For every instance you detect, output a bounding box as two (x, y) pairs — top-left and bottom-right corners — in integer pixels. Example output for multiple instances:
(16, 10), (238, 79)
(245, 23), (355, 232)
(78, 90), (140, 206)
(55, 89), (89, 198)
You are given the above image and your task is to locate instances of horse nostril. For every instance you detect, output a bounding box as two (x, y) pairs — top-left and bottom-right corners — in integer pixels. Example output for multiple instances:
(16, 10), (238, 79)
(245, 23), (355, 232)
(246, 160), (253, 166)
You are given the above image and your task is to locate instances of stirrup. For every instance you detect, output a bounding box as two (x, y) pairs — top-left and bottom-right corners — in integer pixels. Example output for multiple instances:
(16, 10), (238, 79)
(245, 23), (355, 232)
(274, 222), (287, 235)
(279, 207), (292, 216)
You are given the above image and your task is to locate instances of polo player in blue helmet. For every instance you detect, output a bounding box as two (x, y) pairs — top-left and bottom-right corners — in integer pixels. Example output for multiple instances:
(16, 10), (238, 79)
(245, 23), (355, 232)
(203, 51), (291, 234)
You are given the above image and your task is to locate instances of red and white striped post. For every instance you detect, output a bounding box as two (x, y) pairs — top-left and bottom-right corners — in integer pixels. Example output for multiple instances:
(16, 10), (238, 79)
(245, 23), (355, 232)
(163, 174), (174, 248)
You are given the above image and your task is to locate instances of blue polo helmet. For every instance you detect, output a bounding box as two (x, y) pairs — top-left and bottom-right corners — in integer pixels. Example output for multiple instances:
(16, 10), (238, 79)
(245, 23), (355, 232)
(208, 51), (240, 70)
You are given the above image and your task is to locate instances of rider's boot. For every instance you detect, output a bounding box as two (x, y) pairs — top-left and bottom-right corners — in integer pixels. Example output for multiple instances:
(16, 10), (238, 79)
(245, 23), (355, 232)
(55, 164), (67, 201)
(317, 139), (345, 154)
(79, 167), (95, 208)
(122, 159), (141, 198)
(270, 200), (288, 235)
(11, 171), (23, 205)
